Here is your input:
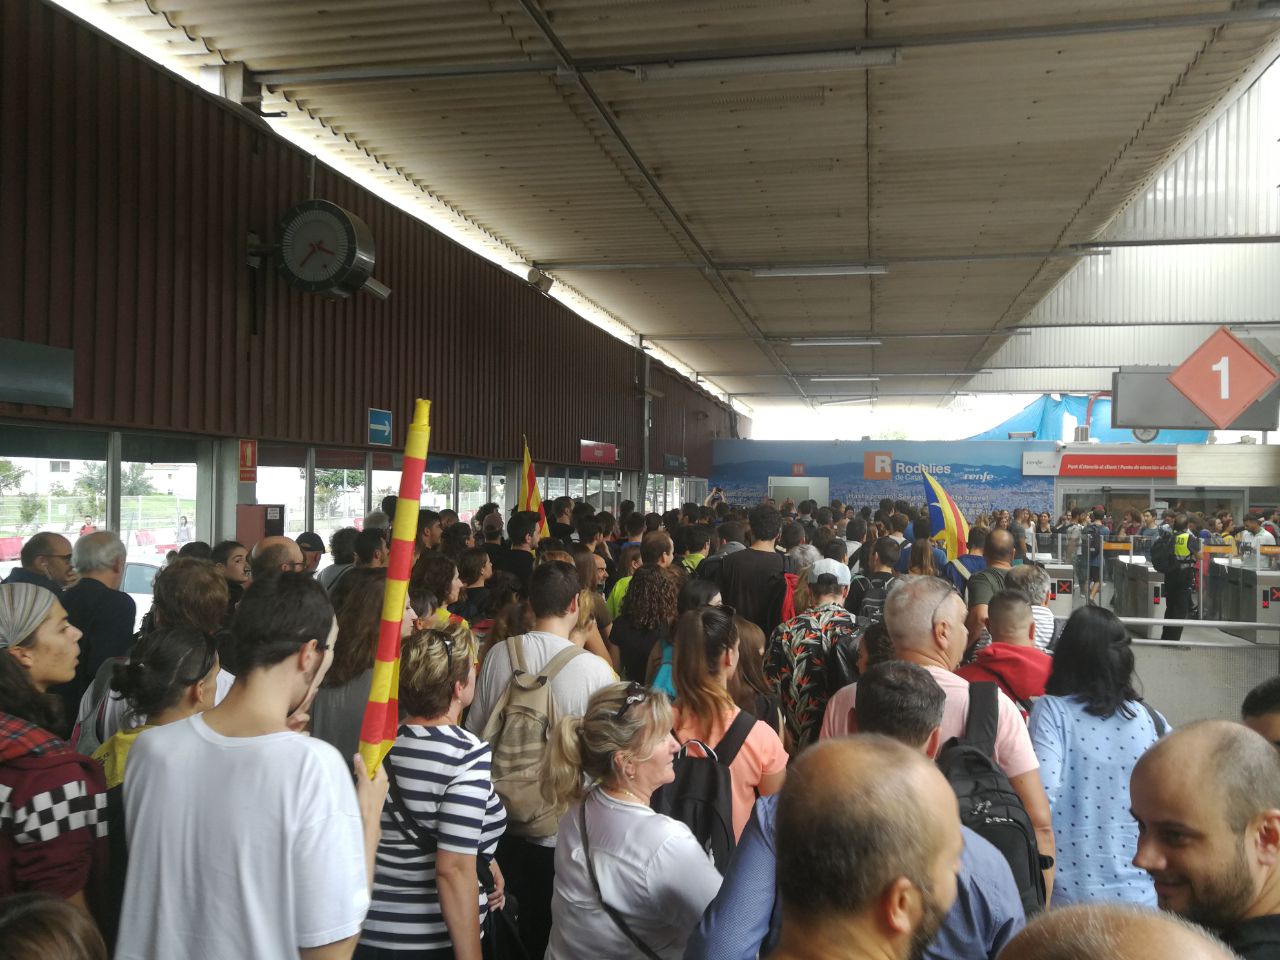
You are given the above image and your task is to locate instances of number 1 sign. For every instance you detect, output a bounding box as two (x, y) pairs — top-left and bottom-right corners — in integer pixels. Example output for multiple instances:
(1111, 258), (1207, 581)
(1168, 327), (1279, 429)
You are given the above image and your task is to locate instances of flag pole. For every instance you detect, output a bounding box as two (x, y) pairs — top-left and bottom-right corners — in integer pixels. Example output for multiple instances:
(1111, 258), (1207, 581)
(358, 398), (431, 776)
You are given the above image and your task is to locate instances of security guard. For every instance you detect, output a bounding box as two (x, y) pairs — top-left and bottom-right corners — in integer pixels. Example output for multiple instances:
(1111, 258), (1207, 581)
(1162, 512), (1200, 642)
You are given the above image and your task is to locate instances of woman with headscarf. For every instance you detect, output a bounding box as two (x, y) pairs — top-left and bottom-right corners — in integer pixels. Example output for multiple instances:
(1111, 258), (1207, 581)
(0, 583), (107, 916)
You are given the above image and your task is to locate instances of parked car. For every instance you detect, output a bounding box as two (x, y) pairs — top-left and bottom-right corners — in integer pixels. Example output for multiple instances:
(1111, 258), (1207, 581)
(122, 561), (159, 633)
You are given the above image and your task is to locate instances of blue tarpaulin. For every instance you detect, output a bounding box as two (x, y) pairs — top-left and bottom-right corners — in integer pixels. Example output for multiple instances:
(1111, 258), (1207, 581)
(965, 395), (1209, 444)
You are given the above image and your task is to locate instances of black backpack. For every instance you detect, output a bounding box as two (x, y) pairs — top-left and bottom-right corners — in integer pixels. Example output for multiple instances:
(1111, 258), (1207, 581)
(936, 682), (1048, 917)
(849, 573), (890, 624)
(650, 710), (755, 874)
(1150, 532), (1176, 573)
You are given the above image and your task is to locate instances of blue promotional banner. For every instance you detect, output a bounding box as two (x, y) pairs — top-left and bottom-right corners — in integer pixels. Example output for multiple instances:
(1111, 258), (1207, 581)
(711, 439), (1056, 517)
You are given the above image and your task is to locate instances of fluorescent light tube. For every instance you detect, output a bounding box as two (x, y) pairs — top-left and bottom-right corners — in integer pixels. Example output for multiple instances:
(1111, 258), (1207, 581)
(635, 49), (901, 82)
(819, 397), (874, 406)
(808, 376), (881, 382)
(751, 264), (888, 278)
(785, 339), (882, 348)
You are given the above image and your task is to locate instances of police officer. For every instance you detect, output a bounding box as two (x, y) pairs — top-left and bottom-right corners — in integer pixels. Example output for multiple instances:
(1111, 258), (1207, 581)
(1162, 512), (1199, 642)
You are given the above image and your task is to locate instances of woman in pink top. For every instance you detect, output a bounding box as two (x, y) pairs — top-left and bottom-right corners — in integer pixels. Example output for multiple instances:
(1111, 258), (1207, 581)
(669, 606), (788, 838)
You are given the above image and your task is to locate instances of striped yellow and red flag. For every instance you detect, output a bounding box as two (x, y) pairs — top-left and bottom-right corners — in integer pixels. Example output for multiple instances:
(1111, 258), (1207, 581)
(923, 471), (970, 563)
(519, 435), (551, 539)
(358, 398), (431, 775)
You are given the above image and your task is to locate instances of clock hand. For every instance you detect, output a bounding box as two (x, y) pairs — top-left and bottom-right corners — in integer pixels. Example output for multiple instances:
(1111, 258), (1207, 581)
(299, 241), (321, 267)
(315, 242), (337, 256)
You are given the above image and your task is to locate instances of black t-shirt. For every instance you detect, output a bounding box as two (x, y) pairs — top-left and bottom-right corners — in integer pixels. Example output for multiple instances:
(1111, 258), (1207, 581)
(1223, 914), (1280, 960)
(491, 548), (535, 596)
(610, 617), (668, 684)
(482, 542), (504, 567)
(717, 548), (788, 635)
(549, 522), (575, 543)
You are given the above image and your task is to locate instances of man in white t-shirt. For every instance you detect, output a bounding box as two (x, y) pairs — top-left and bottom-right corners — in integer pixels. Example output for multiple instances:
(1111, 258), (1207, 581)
(821, 574), (1057, 900)
(116, 573), (388, 960)
(466, 560), (615, 959)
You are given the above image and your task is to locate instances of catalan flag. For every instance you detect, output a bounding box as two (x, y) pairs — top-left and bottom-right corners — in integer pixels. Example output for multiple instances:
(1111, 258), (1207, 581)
(520, 435), (551, 539)
(359, 398), (431, 775)
(923, 471), (970, 562)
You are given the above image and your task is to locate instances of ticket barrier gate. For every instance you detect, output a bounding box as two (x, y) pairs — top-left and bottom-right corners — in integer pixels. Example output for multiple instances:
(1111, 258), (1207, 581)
(1116, 558), (1166, 639)
(1234, 567), (1280, 644)
(1043, 562), (1077, 619)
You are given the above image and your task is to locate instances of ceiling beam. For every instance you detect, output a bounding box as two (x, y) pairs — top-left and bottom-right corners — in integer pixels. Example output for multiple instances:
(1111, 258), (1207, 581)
(251, 7), (1280, 87)
(510, 0), (809, 402)
(532, 250), (1103, 271)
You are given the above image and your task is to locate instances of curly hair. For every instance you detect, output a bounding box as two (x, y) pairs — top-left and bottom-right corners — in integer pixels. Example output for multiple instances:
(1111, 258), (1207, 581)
(619, 564), (678, 631)
(151, 558), (230, 632)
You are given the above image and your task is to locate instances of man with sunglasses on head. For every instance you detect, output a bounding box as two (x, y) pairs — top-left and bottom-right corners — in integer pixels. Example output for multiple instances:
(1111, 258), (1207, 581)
(115, 573), (388, 960)
(3, 531), (76, 596)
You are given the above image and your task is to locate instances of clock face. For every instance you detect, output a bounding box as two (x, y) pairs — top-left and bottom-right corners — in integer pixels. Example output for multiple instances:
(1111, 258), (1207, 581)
(280, 207), (351, 283)
(1133, 428), (1160, 443)
(275, 199), (376, 297)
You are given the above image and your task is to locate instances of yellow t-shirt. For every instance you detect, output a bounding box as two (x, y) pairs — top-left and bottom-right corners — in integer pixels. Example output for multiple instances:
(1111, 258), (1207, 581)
(93, 725), (155, 790)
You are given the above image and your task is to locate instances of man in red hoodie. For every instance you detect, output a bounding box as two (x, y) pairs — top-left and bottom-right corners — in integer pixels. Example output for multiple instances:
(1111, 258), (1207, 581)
(957, 589), (1052, 717)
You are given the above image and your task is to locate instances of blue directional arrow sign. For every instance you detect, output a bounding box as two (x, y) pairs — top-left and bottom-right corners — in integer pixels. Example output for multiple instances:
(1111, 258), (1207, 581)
(368, 408), (393, 446)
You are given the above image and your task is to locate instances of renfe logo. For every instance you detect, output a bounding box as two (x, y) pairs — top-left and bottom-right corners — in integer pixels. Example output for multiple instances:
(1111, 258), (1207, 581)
(864, 452), (893, 480)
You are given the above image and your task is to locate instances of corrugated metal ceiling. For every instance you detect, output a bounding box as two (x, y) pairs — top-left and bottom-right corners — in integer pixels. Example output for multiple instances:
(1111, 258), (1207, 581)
(92, 0), (1280, 407)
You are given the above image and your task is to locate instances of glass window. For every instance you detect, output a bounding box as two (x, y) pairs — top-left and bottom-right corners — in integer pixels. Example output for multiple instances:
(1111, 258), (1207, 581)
(457, 459), (487, 525)
(586, 471), (603, 509)
(257, 444), (307, 540)
(313, 449), (367, 572)
(120, 434), (202, 567)
(547, 468), (566, 502)
(489, 464), (509, 518)
(567, 468), (585, 503)
(0, 426), (108, 581)
(423, 455), (455, 512)
(371, 452), (403, 519)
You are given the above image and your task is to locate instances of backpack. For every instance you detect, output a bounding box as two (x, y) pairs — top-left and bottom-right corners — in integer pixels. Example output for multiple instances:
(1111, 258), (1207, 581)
(650, 710), (755, 874)
(1150, 532), (1176, 574)
(480, 635), (585, 838)
(826, 621), (869, 696)
(936, 682), (1048, 917)
(1084, 523), (1105, 565)
(850, 574), (890, 624)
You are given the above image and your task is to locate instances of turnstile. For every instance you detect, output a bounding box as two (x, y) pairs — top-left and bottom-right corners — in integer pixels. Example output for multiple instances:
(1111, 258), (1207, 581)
(1235, 568), (1280, 644)
(1122, 559), (1166, 639)
(1044, 562), (1078, 619)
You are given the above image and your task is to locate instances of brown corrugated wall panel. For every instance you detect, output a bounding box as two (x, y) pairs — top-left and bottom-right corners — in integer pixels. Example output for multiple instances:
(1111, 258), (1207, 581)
(0, 0), (730, 469)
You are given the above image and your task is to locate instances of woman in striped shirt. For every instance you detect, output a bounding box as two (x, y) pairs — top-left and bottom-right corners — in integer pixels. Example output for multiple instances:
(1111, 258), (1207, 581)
(356, 623), (506, 960)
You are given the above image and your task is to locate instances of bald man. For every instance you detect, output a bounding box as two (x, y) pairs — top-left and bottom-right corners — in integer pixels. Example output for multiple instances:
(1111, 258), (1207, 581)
(820, 575), (1055, 900)
(966, 528), (1015, 649)
(248, 536), (304, 582)
(3, 531), (75, 595)
(1131, 721), (1280, 959)
(769, 736), (964, 960)
(998, 903), (1241, 960)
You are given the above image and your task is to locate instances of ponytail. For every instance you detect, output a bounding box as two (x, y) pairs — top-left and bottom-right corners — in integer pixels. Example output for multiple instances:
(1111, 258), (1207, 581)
(541, 683), (673, 811)
(110, 626), (217, 718)
(672, 607), (738, 733)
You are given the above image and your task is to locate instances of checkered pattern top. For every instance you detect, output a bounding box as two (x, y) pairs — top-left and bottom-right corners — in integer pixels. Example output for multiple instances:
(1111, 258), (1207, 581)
(1, 712), (107, 837)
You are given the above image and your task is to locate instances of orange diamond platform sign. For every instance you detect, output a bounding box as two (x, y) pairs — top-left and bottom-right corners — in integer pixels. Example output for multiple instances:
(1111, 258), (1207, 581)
(1167, 327), (1279, 430)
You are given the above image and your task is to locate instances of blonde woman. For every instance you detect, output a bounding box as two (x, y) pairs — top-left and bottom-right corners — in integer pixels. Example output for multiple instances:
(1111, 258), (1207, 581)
(357, 625), (507, 960)
(543, 683), (722, 959)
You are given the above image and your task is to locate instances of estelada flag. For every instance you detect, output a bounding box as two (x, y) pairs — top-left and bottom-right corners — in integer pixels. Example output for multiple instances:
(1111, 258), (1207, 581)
(358, 398), (430, 775)
(923, 471), (970, 563)
(520, 435), (551, 539)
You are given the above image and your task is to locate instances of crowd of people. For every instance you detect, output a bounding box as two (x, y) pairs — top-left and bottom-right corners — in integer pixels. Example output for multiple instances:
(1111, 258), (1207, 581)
(2, 491), (1279, 960)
